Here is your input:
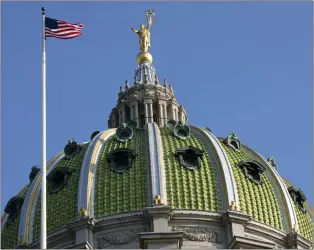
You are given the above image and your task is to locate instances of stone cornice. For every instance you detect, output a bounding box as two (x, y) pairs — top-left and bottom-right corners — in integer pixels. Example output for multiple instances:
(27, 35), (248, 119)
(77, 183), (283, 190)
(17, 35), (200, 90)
(95, 211), (145, 229)
(221, 210), (252, 226)
(139, 232), (183, 249)
(245, 220), (287, 242)
(171, 209), (221, 223)
(30, 227), (71, 248)
(286, 232), (313, 249)
(66, 216), (97, 233)
(228, 235), (276, 249)
(144, 205), (173, 219)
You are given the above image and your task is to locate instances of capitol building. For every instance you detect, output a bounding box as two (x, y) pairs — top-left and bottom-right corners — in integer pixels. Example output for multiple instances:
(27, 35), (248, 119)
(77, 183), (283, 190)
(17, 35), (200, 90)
(1, 10), (313, 249)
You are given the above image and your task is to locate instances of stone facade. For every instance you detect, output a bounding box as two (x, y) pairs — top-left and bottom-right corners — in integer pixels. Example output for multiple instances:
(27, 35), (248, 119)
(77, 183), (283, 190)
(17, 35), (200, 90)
(27, 208), (313, 249)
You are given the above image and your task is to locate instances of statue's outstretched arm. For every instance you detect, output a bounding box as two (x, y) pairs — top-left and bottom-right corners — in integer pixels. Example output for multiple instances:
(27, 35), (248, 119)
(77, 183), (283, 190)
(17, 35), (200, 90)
(132, 28), (139, 33)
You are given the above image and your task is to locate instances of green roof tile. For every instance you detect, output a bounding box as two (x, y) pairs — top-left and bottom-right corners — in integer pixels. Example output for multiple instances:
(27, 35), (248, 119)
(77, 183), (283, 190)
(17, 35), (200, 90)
(1, 184), (30, 249)
(220, 141), (284, 231)
(32, 143), (89, 241)
(94, 129), (148, 217)
(160, 128), (220, 211)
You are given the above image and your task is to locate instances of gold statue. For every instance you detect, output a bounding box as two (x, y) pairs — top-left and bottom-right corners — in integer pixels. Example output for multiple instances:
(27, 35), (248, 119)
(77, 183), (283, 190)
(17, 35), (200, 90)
(132, 10), (156, 53)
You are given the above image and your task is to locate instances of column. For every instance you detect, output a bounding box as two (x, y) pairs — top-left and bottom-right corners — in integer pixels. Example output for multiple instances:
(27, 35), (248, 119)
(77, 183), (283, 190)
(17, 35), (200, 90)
(119, 111), (122, 124)
(130, 105), (134, 122)
(163, 105), (167, 125)
(112, 115), (116, 128)
(121, 106), (126, 123)
(134, 103), (139, 127)
(159, 103), (163, 126)
(144, 103), (148, 124)
(172, 107), (176, 121)
(149, 103), (154, 123)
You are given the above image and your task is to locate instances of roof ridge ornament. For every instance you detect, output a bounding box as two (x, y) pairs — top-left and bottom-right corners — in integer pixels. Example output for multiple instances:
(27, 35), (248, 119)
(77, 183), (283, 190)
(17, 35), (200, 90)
(115, 121), (137, 142)
(267, 156), (278, 171)
(166, 120), (191, 140)
(223, 132), (241, 151)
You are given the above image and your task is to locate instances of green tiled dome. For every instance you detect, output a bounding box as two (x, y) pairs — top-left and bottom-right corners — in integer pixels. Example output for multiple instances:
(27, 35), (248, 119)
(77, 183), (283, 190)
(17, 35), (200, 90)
(1, 126), (313, 249)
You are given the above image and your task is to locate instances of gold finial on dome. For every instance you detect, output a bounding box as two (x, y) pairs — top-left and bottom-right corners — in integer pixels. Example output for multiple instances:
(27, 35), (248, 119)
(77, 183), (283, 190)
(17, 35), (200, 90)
(230, 200), (240, 211)
(153, 194), (164, 205)
(132, 10), (156, 65)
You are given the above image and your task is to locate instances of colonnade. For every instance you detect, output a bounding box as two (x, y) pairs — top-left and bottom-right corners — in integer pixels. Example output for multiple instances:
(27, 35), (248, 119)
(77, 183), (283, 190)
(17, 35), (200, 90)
(110, 100), (186, 128)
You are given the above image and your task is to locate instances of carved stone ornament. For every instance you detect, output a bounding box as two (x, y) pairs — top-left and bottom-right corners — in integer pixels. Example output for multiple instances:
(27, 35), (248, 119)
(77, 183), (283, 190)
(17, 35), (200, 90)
(29, 166), (41, 183)
(115, 121), (137, 142)
(144, 89), (154, 97)
(288, 186), (307, 213)
(267, 156), (278, 170)
(97, 227), (147, 248)
(166, 120), (191, 140)
(4, 196), (24, 224)
(47, 167), (73, 194)
(238, 160), (266, 185)
(171, 227), (222, 244)
(223, 132), (241, 151)
(107, 148), (136, 173)
(90, 131), (100, 141)
(175, 146), (203, 170)
(204, 127), (212, 133)
(64, 140), (83, 160)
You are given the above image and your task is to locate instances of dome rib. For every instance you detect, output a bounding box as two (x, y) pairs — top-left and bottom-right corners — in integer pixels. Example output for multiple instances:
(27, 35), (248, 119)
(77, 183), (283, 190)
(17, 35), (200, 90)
(220, 141), (284, 231)
(191, 126), (239, 210)
(146, 123), (167, 205)
(242, 145), (298, 233)
(282, 177), (314, 240)
(77, 129), (116, 217)
(18, 151), (64, 245)
(31, 142), (89, 242)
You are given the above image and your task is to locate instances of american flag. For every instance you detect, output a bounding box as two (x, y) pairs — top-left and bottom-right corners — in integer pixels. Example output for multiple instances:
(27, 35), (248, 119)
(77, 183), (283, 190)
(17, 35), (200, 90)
(45, 17), (84, 39)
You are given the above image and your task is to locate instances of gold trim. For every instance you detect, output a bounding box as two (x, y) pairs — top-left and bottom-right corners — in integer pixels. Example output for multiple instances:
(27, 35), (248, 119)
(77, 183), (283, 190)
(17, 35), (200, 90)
(87, 129), (116, 216)
(24, 152), (64, 243)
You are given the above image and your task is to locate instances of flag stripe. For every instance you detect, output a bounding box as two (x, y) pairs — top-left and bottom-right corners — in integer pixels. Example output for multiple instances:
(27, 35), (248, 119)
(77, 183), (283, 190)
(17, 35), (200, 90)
(45, 34), (83, 40)
(45, 28), (81, 35)
(45, 17), (84, 39)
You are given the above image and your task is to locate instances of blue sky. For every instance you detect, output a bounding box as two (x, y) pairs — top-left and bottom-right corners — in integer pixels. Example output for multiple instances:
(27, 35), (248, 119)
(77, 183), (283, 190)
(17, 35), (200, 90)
(1, 2), (313, 212)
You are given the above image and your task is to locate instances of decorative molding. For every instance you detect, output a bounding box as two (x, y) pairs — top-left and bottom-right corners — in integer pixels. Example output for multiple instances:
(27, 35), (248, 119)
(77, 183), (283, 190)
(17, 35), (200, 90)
(288, 186), (307, 213)
(223, 132), (241, 151)
(47, 167), (73, 194)
(192, 127), (239, 209)
(115, 122), (136, 142)
(175, 146), (203, 170)
(166, 120), (190, 140)
(242, 145), (298, 233)
(64, 140), (83, 160)
(96, 227), (146, 248)
(29, 167), (41, 183)
(237, 160), (266, 185)
(267, 156), (278, 171)
(107, 148), (136, 173)
(23, 151), (65, 244)
(4, 196), (24, 225)
(171, 226), (223, 244)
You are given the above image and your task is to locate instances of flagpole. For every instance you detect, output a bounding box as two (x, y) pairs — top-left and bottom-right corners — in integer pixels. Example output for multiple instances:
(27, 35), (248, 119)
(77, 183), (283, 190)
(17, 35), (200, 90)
(41, 7), (47, 250)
